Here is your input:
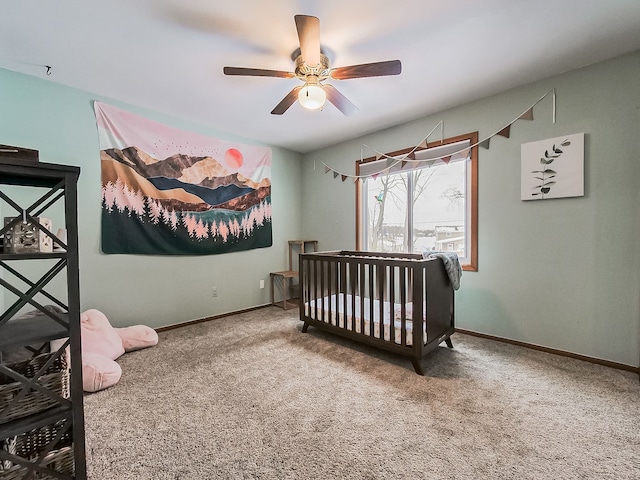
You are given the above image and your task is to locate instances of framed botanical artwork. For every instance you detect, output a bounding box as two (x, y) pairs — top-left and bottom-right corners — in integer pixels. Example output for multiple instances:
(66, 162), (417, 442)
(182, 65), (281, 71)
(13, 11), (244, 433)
(521, 132), (584, 200)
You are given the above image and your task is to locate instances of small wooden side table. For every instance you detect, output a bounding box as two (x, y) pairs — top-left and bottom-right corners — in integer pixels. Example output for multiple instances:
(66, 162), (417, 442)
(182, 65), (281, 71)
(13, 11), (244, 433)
(270, 270), (299, 310)
(270, 240), (318, 310)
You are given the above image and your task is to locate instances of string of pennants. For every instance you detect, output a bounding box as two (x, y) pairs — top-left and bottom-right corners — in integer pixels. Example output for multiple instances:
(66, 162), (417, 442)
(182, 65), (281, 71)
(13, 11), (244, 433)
(317, 89), (556, 183)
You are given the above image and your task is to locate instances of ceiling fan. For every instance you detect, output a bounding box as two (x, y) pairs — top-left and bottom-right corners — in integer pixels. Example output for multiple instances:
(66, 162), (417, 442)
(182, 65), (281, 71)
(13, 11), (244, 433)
(223, 14), (402, 116)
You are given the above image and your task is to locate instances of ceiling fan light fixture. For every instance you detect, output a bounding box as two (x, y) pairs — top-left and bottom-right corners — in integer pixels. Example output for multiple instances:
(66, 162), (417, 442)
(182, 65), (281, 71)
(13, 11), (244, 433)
(223, 15), (401, 116)
(298, 82), (326, 110)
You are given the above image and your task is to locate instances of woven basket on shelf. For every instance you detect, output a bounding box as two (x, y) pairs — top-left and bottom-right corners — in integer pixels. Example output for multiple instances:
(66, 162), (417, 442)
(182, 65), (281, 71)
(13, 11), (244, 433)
(1, 417), (74, 474)
(0, 445), (74, 479)
(0, 352), (70, 425)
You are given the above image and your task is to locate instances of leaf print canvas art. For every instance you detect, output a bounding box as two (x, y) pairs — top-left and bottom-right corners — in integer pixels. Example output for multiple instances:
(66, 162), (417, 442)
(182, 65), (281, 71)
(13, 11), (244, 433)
(521, 133), (584, 200)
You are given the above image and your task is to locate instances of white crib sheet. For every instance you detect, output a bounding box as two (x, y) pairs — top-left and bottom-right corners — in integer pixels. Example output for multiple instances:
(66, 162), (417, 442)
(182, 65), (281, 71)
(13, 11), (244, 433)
(304, 293), (427, 346)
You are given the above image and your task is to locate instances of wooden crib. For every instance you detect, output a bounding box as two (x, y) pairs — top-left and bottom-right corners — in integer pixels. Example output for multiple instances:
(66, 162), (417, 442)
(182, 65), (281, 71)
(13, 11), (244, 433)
(299, 250), (455, 375)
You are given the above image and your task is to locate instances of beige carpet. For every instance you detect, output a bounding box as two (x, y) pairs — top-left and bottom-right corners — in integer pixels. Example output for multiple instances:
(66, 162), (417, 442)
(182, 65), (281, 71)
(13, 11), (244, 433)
(84, 307), (640, 479)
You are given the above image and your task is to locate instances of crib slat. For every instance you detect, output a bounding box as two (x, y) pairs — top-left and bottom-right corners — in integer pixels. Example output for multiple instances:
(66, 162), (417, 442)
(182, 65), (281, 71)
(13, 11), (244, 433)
(321, 258), (327, 324)
(313, 259), (320, 322)
(333, 258), (339, 327)
(339, 258), (344, 329)
(320, 256), (326, 324)
(358, 261), (364, 336)
(303, 257), (308, 315)
(374, 263), (385, 338)
(368, 263), (374, 337)
(308, 258), (314, 319)
(305, 257), (310, 307)
(400, 265), (407, 346)
(411, 264), (424, 356)
(322, 259), (334, 323)
(304, 257), (311, 317)
(325, 258), (331, 325)
(388, 265), (396, 343)
(347, 265), (351, 331)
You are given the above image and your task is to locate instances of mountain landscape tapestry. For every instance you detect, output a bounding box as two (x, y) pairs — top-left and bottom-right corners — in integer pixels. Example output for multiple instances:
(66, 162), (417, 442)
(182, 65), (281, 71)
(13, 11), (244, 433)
(94, 101), (272, 255)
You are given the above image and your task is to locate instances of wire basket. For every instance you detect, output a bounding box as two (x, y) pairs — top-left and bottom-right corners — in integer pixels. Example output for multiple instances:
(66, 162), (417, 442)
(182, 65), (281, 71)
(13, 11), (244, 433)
(0, 352), (70, 424)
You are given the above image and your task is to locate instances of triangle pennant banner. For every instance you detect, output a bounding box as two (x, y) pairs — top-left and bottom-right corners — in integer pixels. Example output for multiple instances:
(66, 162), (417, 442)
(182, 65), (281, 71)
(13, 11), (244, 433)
(497, 125), (511, 138)
(324, 166), (330, 174)
(343, 91), (553, 184)
(333, 171), (339, 179)
(518, 108), (534, 121)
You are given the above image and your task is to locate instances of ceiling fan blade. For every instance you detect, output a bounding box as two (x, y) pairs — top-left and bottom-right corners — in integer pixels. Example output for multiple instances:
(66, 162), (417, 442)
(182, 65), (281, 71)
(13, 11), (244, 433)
(324, 84), (358, 116)
(271, 86), (303, 115)
(330, 60), (402, 80)
(294, 15), (321, 67)
(223, 67), (294, 78)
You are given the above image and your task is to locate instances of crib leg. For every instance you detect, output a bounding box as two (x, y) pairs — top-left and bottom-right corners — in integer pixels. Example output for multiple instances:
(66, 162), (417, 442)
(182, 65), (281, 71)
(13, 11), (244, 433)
(445, 337), (453, 348)
(410, 358), (425, 376)
(301, 322), (309, 333)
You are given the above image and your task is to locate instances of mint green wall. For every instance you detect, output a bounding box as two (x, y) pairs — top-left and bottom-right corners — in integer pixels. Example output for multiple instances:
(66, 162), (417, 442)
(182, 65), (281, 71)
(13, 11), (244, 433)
(302, 51), (640, 368)
(3, 51), (638, 368)
(0, 68), (303, 328)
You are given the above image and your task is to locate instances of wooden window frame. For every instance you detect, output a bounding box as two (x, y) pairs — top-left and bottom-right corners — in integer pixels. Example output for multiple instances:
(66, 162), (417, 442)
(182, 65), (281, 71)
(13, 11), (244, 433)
(355, 131), (478, 272)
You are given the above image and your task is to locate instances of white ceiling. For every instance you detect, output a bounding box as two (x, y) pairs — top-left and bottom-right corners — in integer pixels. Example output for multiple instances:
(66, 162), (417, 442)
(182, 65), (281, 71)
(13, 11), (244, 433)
(2, 0), (640, 154)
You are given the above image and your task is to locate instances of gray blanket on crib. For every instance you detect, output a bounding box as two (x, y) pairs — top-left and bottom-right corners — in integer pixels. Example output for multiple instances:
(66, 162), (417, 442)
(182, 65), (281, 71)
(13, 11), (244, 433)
(423, 251), (462, 290)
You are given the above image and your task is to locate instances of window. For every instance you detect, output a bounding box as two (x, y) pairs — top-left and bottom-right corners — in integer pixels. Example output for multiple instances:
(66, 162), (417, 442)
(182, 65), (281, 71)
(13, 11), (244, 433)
(356, 132), (478, 271)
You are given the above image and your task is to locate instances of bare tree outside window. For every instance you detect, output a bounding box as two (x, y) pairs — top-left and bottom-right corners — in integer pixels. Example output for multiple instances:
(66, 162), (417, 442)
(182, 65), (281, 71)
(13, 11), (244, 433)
(367, 164), (463, 254)
(367, 173), (407, 252)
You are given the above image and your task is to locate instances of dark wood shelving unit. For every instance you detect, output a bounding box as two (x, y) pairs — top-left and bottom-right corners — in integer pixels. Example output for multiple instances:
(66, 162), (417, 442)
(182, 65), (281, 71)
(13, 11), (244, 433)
(0, 160), (86, 479)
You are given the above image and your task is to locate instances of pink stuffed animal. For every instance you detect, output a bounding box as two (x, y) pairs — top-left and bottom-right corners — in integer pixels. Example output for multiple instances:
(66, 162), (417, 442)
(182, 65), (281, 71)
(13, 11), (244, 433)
(79, 309), (158, 393)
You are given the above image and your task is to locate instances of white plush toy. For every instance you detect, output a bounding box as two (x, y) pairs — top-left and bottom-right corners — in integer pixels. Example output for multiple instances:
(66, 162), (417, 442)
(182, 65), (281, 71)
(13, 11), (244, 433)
(78, 309), (158, 393)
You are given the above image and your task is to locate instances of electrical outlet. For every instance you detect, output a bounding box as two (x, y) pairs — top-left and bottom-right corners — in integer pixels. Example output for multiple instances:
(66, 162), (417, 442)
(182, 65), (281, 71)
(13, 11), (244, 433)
(259, 280), (265, 289)
(211, 286), (218, 298)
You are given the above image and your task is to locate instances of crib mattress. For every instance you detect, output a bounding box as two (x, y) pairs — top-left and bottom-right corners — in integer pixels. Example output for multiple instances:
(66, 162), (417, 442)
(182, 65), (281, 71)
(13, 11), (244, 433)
(304, 293), (427, 346)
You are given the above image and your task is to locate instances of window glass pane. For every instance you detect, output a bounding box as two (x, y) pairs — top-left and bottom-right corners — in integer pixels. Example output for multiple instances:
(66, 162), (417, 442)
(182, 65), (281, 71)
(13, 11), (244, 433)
(366, 172), (408, 253)
(412, 162), (466, 256)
